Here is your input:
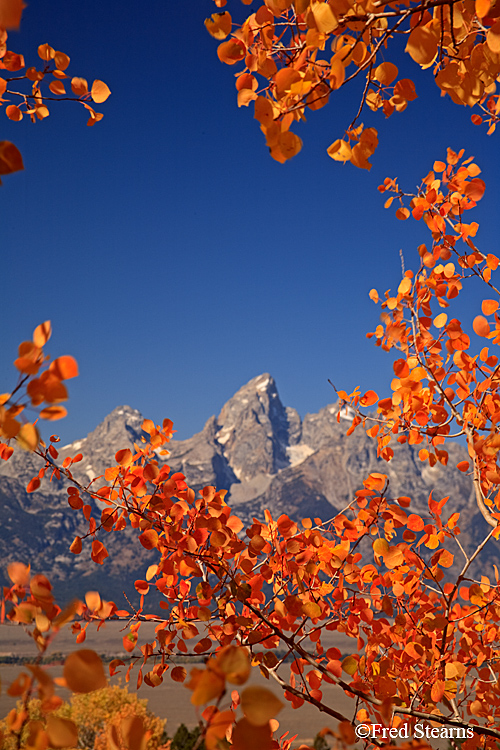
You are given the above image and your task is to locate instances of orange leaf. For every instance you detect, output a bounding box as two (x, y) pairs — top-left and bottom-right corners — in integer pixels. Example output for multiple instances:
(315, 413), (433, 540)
(46, 716), (78, 748)
(205, 709), (235, 750)
(216, 645), (251, 684)
(54, 51), (70, 70)
(373, 62), (398, 85)
(457, 460), (469, 472)
(38, 43), (55, 60)
(217, 39), (246, 64)
(0, 140), (24, 176)
(476, 0), (491, 16)
(171, 666), (187, 682)
(0, 0), (23, 29)
(338, 721), (356, 744)
(49, 356), (78, 380)
(91, 540), (108, 565)
(407, 514), (424, 531)
(49, 80), (66, 95)
(395, 207), (410, 220)
(473, 316), (491, 337)
(7, 562), (30, 586)
(91, 79), (111, 104)
(3, 51), (24, 71)
(70, 536), (82, 555)
(190, 667), (226, 705)
(33, 321), (51, 347)
(232, 718), (273, 750)
(482, 300), (499, 315)
(241, 686), (283, 726)
(205, 11), (232, 39)
(40, 406), (68, 421)
(6, 105), (22, 121)
(139, 528), (158, 550)
(360, 390), (378, 406)
(64, 650), (107, 693)
(464, 178), (486, 202)
(71, 77), (88, 96)
(405, 26), (438, 66)
(115, 448), (133, 466)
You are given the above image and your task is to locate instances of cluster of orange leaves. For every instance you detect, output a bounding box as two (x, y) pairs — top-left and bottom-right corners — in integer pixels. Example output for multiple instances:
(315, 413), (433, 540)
(205, 0), (500, 166)
(4, 144), (500, 744)
(0, 0), (110, 183)
(0, 320), (78, 463)
(340, 148), (500, 532)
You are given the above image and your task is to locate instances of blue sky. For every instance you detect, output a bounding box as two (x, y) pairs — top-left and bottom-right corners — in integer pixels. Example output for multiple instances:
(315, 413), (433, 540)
(2, 0), (500, 443)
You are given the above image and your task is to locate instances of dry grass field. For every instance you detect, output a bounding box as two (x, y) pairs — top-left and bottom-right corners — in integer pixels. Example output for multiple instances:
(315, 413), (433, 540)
(0, 622), (358, 748)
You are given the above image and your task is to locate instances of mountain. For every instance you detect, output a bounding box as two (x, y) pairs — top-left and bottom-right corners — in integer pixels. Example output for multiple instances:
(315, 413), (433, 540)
(0, 373), (496, 603)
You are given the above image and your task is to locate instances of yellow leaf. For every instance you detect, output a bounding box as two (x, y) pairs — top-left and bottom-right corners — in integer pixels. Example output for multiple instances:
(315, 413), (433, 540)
(302, 600), (322, 618)
(341, 656), (358, 675)
(17, 423), (39, 451)
(311, 1), (338, 33)
(327, 139), (351, 163)
(241, 686), (284, 726)
(398, 277), (411, 295)
(434, 313), (447, 328)
(64, 650), (107, 693)
(373, 538), (389, 557)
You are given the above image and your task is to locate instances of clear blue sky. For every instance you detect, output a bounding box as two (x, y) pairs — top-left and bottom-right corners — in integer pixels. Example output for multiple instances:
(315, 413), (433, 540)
(2, 0), (499, 443)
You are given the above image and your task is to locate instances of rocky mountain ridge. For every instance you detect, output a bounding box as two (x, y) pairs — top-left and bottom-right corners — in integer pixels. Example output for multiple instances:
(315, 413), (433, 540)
(0, 373), (495, 602)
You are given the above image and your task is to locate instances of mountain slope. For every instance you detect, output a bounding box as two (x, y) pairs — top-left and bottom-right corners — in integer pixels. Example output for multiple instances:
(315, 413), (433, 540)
(0, 373), (494, 601)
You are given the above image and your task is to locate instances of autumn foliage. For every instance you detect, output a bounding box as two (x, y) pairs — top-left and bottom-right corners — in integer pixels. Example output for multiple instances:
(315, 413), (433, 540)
(2, 146), (500, 749)
(0, 0), (110, 182)
(4, 1), (500, 749)
(205, 0), (500, 166)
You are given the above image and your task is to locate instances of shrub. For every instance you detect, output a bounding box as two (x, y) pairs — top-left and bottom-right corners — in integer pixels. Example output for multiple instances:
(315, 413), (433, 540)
(0, 684), (169, 750)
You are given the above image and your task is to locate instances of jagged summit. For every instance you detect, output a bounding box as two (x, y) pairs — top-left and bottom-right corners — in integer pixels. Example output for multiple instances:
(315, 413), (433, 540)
(0, 373), (488, 600)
